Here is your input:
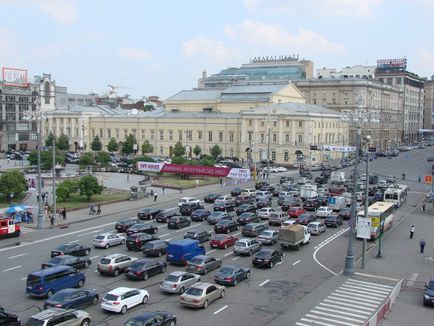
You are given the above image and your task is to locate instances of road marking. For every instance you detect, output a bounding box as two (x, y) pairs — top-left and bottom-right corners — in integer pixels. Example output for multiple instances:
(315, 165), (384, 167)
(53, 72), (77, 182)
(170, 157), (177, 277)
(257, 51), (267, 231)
(292, 259), (301, 266)
(276, 260), (283, 265)
(224, 252), (233, 257)
(313, 307), (367, 319)
(3, 265), (21, 272)
(234, 231), (241, 236)
(206, 249), (216, 255)
(159, 233), (169, 238)
(176, 224), (198, 232)
(319, 303), (372, 315)
(259, 279), (269, 287)
(68, 240), (80, 243)
(89, 255), (100, 260)
(9, 254), (26, 259)
(232, 256), (240, 260)
(165, 239), (171, 242)
(21, 277), (27, 281)
(213, 305), (228, 315)
(406, 273), (418, 287)
(309, 310), (365, 323)
(76, 230), (102, 237)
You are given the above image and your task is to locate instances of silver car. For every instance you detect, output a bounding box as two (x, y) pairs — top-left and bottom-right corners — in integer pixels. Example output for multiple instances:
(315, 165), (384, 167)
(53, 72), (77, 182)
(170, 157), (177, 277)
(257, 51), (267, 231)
(257, 207), (280, 220)
(257, 230), (278, 245)
(233, 238), (262, 256)
(186, 255), (222, 275)
(160, 271), (201, 294)
(26, 308), (90, 326)
(93, 233), (125, 249)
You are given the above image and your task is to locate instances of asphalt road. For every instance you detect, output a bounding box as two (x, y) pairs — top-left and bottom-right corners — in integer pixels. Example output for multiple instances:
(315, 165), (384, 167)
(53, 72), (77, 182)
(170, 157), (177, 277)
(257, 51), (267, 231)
(0, 147), (432, 325)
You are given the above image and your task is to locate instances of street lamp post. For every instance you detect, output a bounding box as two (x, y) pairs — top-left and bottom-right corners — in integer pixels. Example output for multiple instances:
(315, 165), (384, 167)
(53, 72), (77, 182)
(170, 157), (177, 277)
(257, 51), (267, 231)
(262, 109), (276, 179)
(23, 98), (45, 229)
(361, 135), (371, 269)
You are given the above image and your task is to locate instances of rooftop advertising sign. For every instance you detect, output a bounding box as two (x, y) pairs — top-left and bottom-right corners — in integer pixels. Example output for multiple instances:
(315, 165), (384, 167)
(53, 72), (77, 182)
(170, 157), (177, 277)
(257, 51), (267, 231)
(2, 67), (28, 86)
(376, 58), (407, 70)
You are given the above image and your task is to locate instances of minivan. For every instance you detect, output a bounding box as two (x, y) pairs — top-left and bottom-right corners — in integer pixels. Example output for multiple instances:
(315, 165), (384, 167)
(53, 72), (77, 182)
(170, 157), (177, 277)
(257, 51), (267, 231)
(26, 265), (86, 298)
(166, 239), (205, 265)
(142, 240), (168, 257)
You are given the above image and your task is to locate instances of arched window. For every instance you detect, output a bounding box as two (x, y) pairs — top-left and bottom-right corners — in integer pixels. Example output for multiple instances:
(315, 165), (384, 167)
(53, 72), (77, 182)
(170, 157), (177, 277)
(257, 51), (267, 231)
(44, 81), (50, 104)
(284, 152), (289, 162)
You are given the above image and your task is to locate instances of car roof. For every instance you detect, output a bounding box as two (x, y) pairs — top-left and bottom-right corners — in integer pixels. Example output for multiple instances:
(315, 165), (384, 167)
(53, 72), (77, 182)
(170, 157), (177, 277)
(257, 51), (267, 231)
(189, 282), (215, 289)
(29, 308), (71, 320)
(30, 265), (74, 276)
(130, 311), (159, 321)
(102, 253), (128, 259)
(168, 271), (188, 277)
(98, 232), (117, 236)
(106, 287), (138, 295)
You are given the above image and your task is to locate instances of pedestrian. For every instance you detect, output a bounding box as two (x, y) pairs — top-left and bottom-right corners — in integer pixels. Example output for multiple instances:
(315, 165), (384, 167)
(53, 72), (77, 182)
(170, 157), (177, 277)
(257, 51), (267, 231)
(89, 203), (94, 215)
(420, 239), (426, 253)
(61, 207), (67, 221)
(36, 192), (39, 202)
(154, 191), (158, 202)
(49, 213), (55, 228)
(162, 186), (165, 195)
(423, 203), (426, 212)
(220, 178), (223, 187)
(418, 175), (421, 183)
(96, 204), (101, 215)
(410, 225), (415, 239)
(402, 173), (406, 180)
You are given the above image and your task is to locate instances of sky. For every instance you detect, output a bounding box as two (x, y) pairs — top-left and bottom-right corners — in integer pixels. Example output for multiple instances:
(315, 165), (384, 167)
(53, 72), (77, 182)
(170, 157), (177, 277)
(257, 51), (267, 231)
(1, 0), (434, 100)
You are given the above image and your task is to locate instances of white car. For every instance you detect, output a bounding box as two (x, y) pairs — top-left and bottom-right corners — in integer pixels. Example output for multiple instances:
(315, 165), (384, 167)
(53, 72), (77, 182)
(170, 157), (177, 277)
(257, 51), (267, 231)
(281, 219), (296, 228)
(101, 287), (149, 314)
(315, 206), (333, 218)
(310, 164), (321, 171)
(276, 166), (288, 172)
(257, 207), (281, 220)
(178, 197), (201, 207)
(215, 194), (234, 205)
(297, 177), (308, 185)
(241, 189), (256, 198)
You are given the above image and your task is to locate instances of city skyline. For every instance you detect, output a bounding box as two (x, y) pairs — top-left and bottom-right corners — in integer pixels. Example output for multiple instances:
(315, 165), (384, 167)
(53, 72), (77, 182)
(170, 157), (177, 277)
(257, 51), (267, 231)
(1, 0), (433, 100)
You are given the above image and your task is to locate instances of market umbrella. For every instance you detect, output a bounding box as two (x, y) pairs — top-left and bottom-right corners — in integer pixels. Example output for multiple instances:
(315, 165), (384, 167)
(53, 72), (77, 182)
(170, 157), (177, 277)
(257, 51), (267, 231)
(5, 205), (26, 215)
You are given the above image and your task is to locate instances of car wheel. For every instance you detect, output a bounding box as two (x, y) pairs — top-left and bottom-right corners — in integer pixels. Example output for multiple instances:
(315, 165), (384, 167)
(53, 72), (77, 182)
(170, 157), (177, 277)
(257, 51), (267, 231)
(143, 273), (149, 280)
(203, 268), (208, 274)
(220, 290), (225, 298)
(169, 321), (175, 326)
(120, 305), (127, 314)
(218, 261), (222, 268)
(249, 250), (253, 256)
(179, 286), (185, 294)
(46, 289), (54, 298)
(279, 256), (283, 263)
(161, 265), (167, 273)
(113, 269), (120, 277)
(77, 280), (84, 288)
(203, 300), (209, 309)
(121, 239), (126, 245)
(226, 229), (230, 234)
(142, 295), (149, 304)
(92, 296), (98, 305)
(105, 243), (110, 249)
(233, 279), (238, 286)
(85, 249), (90, 255)
(208, 235), (211, 241)
(80, 319), (90, 326)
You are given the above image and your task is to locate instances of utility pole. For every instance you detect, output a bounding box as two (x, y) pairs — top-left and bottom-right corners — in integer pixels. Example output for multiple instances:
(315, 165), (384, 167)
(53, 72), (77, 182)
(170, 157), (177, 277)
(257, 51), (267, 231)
(361, 135), (371, 269)
(262, 108), (277, 179)
(52, 139), (56, 223)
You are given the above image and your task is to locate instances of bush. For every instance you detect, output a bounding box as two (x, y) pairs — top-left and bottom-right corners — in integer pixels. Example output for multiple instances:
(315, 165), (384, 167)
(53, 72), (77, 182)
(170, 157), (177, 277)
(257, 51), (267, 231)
(79, 175), (103, 201)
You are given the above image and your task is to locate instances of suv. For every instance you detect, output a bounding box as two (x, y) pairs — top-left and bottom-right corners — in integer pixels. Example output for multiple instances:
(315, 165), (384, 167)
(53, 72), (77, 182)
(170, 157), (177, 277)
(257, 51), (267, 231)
(97, 254), (137, 276)
(25, 308), (90, 326)
(178, 197), (201, 207)
(126, 222), (158, 236)
(242, 223), (268, 237)
(168, 216), (191, 229)
(207, 212), (231, 225)
(183, 230), (211, 243)
(137, 208), (161, 220)
(179, 202), (203, 216)
(115, 218), (139, 233)
(214, 201), (235, 212)
(142, 240), (167, 257)
(233, 238), (262, 256)
(126, 233), (159, 251)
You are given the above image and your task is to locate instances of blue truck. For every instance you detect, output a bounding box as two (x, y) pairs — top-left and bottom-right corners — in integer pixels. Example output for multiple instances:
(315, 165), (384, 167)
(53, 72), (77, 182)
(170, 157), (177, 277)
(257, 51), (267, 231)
(166, 239), (205, 265)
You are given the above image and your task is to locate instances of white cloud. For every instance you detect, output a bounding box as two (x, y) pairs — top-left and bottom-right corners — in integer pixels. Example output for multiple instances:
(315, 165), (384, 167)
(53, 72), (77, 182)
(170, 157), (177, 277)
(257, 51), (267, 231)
(244, 0), (383, 18)
(224, 19), (347, 56)
(119, 48), (153, 60)
(32, 0), (77, 24)
(182, 36), (239, 64)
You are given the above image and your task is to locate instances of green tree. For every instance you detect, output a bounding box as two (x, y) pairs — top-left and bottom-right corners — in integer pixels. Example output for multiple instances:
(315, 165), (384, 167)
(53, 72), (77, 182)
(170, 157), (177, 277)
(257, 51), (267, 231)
(57, 133), (69, 151)
(122, 134), (135, 155)
(56, 184), (70, 202)
(143, 104), (155, 111)
(211, 144), (222, 159)
(56, 179), (80, 202)
(78, 152), (95, 167)
(107, 137), (118, 152)
(28, 150), (65, 170)
(95, 151), (111, 166)
(171, 156), (186, 164)
(173, 141), (186, 157)
(131, 156), (155, 164)
(201, 155), (215, 166)
(193, 145), (201, 157)
(79, 175), (103, 201)
(0, 170), (27, 197)
(91, 135), (102, 151)
(141, 140), (154, 155)
(45, 132), (56, 147)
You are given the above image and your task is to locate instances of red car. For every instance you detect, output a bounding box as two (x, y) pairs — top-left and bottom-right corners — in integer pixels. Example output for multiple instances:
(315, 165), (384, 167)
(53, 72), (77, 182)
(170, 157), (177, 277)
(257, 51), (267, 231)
(287, 206), (305, 218)
(210, 234), (238, 249)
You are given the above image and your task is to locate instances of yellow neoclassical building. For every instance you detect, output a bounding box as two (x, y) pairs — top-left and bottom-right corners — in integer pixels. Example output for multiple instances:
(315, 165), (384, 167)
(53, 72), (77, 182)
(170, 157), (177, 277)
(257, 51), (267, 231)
(41, 82), (348, 165)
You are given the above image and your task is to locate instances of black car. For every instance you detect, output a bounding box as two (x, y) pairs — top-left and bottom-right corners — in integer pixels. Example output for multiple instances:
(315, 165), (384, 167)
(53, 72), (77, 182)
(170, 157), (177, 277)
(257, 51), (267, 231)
(190, 209), (211, 222)
(338, 207), (352, 220)
(126, 222), (158, 236)
(184, 229), (211, 243)
(252, 249), (283, 268)
(42, 255), (91, 269)
(207, 212), (231, 225)
(51, 243), (91, 257)
(43, 288), (99, 310)
(125, 259), (167, 280)
(424, 276), (434, 306)
(126, 233), (160, 251)
(156, 210), (179, 223)
(204, 193), (220, 203)
(214, 220), (239, 234)
(179, 202), (203, 216)
(115, 218), (140, 233)
(142, 240), (168, 257)
(315, 176), (327, 184)
(137, 207), (161, 220)
(256, 198), (271, 209)
(236, 212), (260, 225)
(260, 185), (275, 192)
(123, 311), (176, 326)
(299, 171), (312, 179)
(324, 214), (343, 228)
(214, 201), (235, 212)
(168, 216), (191, 229)
(295, 213), (316, 225)
(0, 308), (20, 326)
(214, 265), (250, 286)
(303, 199), (320, 211)
(231, 187), (243, 197)
(236, 204), (256, 215)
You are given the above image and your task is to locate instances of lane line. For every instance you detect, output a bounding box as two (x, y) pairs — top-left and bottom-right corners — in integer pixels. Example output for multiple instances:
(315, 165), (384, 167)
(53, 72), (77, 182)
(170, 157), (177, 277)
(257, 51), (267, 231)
(76, 230), (102, 237)
(3, 265), (21, 272)
(89, 255), (100, 260)
(175, 224), (198, 232)
(213, 305), (228, 315)
(232, 256), (240, 260)
(353, 272), (400, 283)
(292, 259), (301, 266)
(406, 273), (418, 287)
(259, 279), (269, 287)
(9, 254), (26, 259)
(224, 252), (233, 257)
(68, 240), (79, 243)
(21, 277), (27, 281)
(206, 249), (216, 255)
(159, 233), (170, 238)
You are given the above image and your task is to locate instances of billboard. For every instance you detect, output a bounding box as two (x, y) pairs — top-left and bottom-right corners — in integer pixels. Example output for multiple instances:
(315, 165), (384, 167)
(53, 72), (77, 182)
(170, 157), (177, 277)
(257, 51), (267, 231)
(2, 67), (28, 86)
(376, 58), (407, 70)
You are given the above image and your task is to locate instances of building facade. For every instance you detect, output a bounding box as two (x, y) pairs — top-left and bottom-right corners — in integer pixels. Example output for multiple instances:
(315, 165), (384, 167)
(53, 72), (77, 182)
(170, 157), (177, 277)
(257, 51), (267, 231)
(423, 78), (434, 130)
(317, 65), (376, 79)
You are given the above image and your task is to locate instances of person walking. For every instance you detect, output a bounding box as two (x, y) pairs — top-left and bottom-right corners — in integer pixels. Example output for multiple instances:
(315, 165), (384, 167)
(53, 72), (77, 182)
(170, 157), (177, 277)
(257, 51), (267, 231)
(410, 225), (415, 239)
(61, 207), (67, 221)
(162, 186), (165, 195)
(423, 203), (426, 212)
(420, 239), (426, 253)
(49, 213), (55, 229)
(96, 204), (101, 215)
(418, 175), (422, 183)
(154, 191), (158, 202)
(89, 203), (94, 215)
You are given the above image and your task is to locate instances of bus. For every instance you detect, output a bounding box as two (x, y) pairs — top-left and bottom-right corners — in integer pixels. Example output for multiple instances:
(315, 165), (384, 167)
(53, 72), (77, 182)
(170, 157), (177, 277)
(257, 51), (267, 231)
(383, 184), (408, 208)
(356, 201), (395, 240)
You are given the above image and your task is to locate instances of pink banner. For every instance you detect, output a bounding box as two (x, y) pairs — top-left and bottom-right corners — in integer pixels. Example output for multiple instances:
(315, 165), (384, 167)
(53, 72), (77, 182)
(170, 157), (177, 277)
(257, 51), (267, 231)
(161, 163), (231, 177)
(137, 161), (165, 172)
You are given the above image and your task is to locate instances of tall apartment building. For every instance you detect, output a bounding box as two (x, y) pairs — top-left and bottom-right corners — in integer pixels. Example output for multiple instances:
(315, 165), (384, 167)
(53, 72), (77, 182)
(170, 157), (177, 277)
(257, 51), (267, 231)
(423, 77), (434, 130)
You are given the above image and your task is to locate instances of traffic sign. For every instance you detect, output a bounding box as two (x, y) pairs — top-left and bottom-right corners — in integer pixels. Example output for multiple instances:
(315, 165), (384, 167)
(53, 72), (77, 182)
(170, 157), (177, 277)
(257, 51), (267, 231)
(357, 218), (371, 240)
(425, 175), (432, 184)
(328, 197), (336, 205)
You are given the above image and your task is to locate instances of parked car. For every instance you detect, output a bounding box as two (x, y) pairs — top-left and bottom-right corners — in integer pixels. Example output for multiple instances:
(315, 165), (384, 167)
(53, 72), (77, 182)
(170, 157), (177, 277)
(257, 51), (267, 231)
(168, 216), (191, 229)
(180, 282), (225, 309)
(26, 308), (90, 326)
(204, 193), (219, 203)
(236, 204), (256, 215)
(124, 259), (167, 280)
(126, 233), (159, 251)
(191, 209), (211, 222)
(207, 212), (231, 225)
(236, 212), (260, 225)
(233, 238), (262, 256)
(43, 288), (99, 310)
(123, 311), (177, 326)
(214, 201), (235, 212)
(287, 206), (305, 218)
(142, 240), (167, 257)
(242, 223), (267, 237)
(214, 219), (239, 234)
(214, 265), (250, 286)
(179, 202), (203, 216)
(307, 221), (326, 235)
(186, 255), (222, 275)
(93, 233), (125, 249)
(42, 255), (91, 270)
(252, 249), (283, 268)
(315, 206), (333, 218)
(126, 222), (158, 236)
(51, 243), (91, 258)
(324, 214), (343, 228)
(183, 229), (211, 243)
(295, 213), (316, 225)
(97, 254), (137, 276)
(115, 218), (140, 233)
(257, 230), (278, 245)
(101, 287), (149, 314)
(210, 234), (238, 249)
(160, 271), (201, 294)
(137, 207), (161, 220)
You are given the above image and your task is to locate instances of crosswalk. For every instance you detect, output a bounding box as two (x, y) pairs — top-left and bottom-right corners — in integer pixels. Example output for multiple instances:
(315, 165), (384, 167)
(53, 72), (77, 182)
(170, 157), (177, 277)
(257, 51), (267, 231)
(20, 227), (34, 234)
(296, 278), (394, 326)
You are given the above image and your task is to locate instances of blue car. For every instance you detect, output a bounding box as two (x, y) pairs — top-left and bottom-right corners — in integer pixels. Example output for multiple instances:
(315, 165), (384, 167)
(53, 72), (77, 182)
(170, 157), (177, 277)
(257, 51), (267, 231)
(214, 265), (250, 286)
(43, 288), (99, 309)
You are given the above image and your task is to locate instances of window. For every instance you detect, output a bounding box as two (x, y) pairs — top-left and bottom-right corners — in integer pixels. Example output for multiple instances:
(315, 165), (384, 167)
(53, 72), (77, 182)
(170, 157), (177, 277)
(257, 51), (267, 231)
(313, 99), (317, 105)
(198, 131), (203, 140)
(187, 131), (192, 141)
(298, 121), (303, 127)
(261, 121), (265, 127)
(92, 129), (95, 138)
(298, 135), (303, 144)
(169, 130), (173, 141)
(141, 129), (145, 140)
(124, 129), (128, 139)
(272, 133), (277, 143)
(260, 134), (265, 143)
(229, 132), (234, 142)
(248, 120), (252, 127)
(99, 129), (103, 138)
(286, 120), (289, 127)
(219, 132), (223, 142)
(284, 152), (289, 162)
(150, 130), (154, 140)
(271, 151), (276, 161)
(273, 121), (277, 127)
(159, 130), (164, 141)
(208, 131), (213, 142)
(178, 130), (183, 141)
(285, 134), (290, 143)
(75, 128), (79, 137)
(107, 129), (111, 138)
(115, 129), (120, 139)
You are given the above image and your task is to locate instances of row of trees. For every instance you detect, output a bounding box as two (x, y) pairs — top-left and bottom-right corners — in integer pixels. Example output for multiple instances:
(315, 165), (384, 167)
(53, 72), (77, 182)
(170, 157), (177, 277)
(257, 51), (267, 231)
(56, 175), (102, 202)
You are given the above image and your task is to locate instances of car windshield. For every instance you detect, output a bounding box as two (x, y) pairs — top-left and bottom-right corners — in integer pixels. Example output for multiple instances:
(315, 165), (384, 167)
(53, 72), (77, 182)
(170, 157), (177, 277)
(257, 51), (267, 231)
(49, 291), (72, 301)
(185, 287), (203, 296)
(189, 257), (204, 264)
(54, 244), (68, 251)
(255, 251), (271, 258)
(218, 220), (229, 225)
(27, 274), (41, 286)
(260, 231), (273, 237)
(427, 281), (434, 290)
(235, 241), (247, 247)
(99, 258), (111, 265)
(131, 261), (147, 268)
(48, 257), (64, 264)
(165, 274), (181, 282)
(23, 318), (45, 326)
(219, 266), (235, 274)
(104, 293), (119, 301)
(123, 319), (146, 326)
(95, 235), (105, 240)
(212, 234), (227, 241)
